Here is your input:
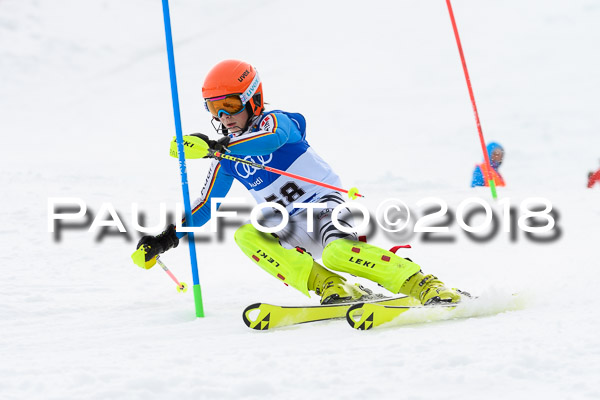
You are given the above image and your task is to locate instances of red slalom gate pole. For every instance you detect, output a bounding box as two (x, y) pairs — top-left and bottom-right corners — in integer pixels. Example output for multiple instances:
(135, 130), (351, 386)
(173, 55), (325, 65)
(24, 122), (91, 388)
(446, 0), (497, 199)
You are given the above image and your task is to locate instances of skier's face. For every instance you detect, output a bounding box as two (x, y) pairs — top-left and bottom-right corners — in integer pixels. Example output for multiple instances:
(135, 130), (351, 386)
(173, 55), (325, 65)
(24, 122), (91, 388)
(218, 108), (249, 133)
(491, 148), (504, 165)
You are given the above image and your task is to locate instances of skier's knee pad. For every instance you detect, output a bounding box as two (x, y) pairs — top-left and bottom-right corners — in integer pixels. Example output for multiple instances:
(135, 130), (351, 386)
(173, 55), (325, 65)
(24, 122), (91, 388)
(234, 224), (313, 296)
(321, 239), (421, 293)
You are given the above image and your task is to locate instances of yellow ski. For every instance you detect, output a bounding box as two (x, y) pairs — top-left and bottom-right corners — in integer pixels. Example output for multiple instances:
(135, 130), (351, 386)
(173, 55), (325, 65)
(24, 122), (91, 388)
(347, 294), (526, 330)
(242, 296), (420, 330)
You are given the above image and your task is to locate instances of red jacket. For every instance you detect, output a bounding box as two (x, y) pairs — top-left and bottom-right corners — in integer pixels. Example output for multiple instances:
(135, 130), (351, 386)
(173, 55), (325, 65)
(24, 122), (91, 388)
(588, 169), (600, 188)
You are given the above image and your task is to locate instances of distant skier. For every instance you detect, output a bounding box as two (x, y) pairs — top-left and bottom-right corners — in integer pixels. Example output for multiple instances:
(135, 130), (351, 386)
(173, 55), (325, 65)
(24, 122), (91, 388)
(471, 142), (505, 187)
(134, 59), (466, 305)
(588, 167), (600, 188)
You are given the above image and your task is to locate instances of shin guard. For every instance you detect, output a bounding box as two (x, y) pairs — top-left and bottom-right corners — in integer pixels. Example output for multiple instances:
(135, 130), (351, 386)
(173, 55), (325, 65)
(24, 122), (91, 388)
(234, 224), (313, 296)
(322, 239), (420, 294)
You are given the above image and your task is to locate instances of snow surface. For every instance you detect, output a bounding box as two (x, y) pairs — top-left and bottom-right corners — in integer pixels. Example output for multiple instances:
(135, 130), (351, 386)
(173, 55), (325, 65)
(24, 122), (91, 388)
(2, 0), (600, 399)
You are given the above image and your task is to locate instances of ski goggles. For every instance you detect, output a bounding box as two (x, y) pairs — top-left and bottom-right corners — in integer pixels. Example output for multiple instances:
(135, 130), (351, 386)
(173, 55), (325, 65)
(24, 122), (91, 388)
(204, 71), (261, 118)
(204, 94), (246, 118)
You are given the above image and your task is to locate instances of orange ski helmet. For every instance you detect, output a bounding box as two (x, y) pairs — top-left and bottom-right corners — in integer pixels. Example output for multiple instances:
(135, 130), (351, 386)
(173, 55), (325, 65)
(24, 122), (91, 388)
(202, 60), (264, 117)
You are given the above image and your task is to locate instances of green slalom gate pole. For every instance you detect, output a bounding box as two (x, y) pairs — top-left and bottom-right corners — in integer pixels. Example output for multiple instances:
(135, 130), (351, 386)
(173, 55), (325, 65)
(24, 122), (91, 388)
(446, 0), (497, 199)
(161, 0), (204, 317)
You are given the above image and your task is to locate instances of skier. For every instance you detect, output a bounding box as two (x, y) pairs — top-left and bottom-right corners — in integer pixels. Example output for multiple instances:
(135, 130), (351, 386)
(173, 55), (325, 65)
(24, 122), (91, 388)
(471, 142), (505, 187)
(588, 164), (600, 188)
(135, 59), (464, 305)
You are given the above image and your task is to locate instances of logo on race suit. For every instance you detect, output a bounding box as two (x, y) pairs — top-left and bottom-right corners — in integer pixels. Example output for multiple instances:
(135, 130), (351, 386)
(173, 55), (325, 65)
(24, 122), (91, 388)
(318, 208), (333, 221)
(249, 177), (263, 188)
(260, 115), (273, 132)
(234, 154), (273, 179)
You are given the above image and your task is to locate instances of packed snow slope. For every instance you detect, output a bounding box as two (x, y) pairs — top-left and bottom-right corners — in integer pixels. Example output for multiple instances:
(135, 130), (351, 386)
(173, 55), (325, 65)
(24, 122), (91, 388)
(1, 1), (599, 399)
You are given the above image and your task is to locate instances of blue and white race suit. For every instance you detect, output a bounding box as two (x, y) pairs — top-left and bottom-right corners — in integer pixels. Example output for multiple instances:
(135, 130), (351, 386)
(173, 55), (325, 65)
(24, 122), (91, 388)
(180, 110), (356, 257)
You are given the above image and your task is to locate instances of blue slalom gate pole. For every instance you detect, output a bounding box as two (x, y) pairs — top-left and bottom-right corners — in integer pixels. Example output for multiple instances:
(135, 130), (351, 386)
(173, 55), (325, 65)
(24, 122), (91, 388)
(161, 0), (204, 317)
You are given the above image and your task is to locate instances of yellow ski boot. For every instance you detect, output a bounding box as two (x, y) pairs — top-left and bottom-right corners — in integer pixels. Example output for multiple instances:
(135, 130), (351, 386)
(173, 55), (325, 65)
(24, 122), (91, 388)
(320, 238), (467, 305)
(400, 272), (462, 305)
(308, 262), (373, 304)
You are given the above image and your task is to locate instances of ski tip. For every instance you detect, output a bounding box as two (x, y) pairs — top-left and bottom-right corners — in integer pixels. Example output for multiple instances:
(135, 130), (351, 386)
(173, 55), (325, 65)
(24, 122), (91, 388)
(242, 303), (271, 330)
(346, 303), (369, 330)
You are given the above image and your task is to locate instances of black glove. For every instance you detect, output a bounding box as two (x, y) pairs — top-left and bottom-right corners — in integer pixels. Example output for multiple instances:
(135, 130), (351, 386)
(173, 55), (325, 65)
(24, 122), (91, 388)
(136, 224), (179, 262)
(190, 133), (230, 157)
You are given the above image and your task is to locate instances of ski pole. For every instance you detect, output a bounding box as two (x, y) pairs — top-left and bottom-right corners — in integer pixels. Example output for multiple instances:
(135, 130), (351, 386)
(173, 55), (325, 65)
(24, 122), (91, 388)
(446, 0), (497, 199)
(169, 135), (365, 199)
(156, 256), (187, 293)
(209, 150), (364, 200)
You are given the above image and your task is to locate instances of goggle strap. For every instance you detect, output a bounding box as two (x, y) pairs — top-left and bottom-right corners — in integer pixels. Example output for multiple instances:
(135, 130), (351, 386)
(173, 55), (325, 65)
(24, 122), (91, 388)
(239, 71), (260, 104)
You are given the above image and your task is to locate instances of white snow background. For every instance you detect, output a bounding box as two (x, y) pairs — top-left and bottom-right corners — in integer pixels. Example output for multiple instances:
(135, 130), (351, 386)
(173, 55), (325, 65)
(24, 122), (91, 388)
(1, 0), (600, 399)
